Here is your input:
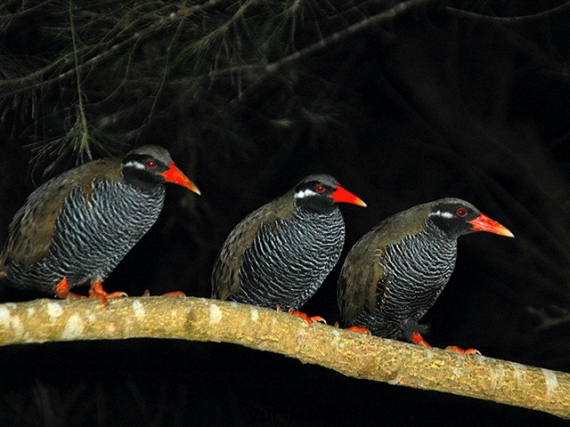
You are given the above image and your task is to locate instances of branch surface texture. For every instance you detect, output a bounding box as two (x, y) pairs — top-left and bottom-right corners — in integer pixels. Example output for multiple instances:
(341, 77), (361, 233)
(0, 297), (568, 419)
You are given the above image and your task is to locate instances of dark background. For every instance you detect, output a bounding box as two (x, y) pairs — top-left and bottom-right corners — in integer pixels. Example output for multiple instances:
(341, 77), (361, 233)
(1, 0), (570, 425)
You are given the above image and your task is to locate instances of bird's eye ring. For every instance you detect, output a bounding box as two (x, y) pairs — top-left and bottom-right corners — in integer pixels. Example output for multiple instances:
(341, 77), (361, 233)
(146, 160), (157, 169)
(315, 184), (325, 193)
(456, 207), (468, 217)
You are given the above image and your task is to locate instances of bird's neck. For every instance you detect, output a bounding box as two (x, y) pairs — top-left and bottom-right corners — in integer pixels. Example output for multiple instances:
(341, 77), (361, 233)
(295, 198), (338, 216)
(295, 204), (339, 219)
(121, 170), (163, 193)
(421, 220), (458, 255)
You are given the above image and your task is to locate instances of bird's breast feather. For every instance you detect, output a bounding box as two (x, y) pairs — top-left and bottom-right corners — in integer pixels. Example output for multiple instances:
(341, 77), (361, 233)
(1, 158), (123, 266)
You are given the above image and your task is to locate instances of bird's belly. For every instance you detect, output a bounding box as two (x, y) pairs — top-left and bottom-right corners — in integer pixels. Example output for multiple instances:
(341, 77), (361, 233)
(356, 237), (457, 338)
(236, 213), (345, 311)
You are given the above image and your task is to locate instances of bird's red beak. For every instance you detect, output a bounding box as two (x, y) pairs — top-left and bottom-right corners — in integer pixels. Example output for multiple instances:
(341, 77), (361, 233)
(330, 185), (367, 207)
(469, 213), (513, 237)
(161, 162), (201, 195)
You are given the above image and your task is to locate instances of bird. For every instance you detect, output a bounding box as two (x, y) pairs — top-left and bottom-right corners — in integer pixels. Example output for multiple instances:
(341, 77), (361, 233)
(212, 174), (366, 323)
(337, 198), (513, 352)
(0, 145), (200, 306)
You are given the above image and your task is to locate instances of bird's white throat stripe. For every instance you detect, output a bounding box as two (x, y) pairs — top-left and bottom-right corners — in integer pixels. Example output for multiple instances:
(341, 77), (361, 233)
(295, 189), (317, 199)
(431, 210), (454, 219)
(124, 160), (145, 170)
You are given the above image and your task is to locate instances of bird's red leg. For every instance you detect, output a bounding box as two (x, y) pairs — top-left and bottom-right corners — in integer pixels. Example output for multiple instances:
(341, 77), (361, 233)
(288, 310), (326, 326)
(411, 332), (433, 348)
(412, 332), (480, 355)
(159, 291), (186, 297)
(88, 280), (128, 308)
(345, 326), (371, 334)
(54, 277), (86, 301)
(445, 345), (481, 356)
(275, 304), (325, 326)
(141, 289), (186, 297)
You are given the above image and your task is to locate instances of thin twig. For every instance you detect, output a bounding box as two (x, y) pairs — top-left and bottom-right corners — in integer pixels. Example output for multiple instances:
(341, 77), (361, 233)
(445, 2), (570, 24)
(69, 0), (92, 161)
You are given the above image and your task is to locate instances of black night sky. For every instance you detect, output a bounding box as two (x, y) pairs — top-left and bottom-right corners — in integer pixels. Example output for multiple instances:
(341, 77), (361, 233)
(1, 1), (570, 426)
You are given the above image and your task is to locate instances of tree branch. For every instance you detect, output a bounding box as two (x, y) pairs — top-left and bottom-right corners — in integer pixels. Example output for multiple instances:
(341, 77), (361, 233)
(445, 2), (570, 24)
(0, 297), (568, 419)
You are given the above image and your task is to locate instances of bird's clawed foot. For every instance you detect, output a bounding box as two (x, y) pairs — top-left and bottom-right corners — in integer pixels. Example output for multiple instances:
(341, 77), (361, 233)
(54, 277), (86, 302)
(289, 311), (327, 326)
(141, 289), (186, 298)
(412, 332), (480, 356)
(89, 281), (128, 308)
(54, 277), (127, 308)
(275, 304), (326, 326)
(160, 291), (186, 297)
(411, 332), (433, 348)
(345, 325), (371, 334)
(445, 346), (481, 356)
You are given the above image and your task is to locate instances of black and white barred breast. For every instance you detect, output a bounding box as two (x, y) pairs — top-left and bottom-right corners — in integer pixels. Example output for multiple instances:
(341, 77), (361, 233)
(230, 207), (345, 311)
(348, 224), (457, 338)
(4, 179), (164, 292)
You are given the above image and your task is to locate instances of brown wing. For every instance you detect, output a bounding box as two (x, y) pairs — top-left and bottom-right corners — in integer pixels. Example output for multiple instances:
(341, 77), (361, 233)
(211, 191), (295, 300)
(338, 229), (388, 325)
(0, 157), (123, 267)
(338, 203), (430, 324)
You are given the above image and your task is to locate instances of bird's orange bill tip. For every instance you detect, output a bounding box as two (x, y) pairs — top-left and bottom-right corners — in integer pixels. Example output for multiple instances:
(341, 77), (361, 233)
(162, 162), (201, 195)
(331, 185), (367, 207)
(469, 213), (514, 238)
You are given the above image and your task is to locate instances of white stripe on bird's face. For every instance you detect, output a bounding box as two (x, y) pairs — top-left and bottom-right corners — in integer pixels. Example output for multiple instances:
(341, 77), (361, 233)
(431, 210), (455, 219)
(294, 189), (319, 199)
(124, 161), (146, 170)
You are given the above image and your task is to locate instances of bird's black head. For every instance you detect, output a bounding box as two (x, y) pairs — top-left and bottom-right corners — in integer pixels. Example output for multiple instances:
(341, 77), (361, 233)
(293, 174), (366, 213)
(122, 145), (200, 194)
(428, 198), (513, 239)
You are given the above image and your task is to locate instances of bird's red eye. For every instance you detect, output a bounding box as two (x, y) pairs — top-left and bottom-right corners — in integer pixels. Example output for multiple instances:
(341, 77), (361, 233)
(146, 160), (157, 169)
(315, 184), (326, 194)
(456, 207), (468, 217)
